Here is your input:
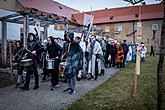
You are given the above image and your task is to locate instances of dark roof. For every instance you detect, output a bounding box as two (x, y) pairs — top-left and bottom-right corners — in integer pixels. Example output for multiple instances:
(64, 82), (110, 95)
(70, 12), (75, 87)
(73, 3), (164, 25)
(18, 0), (80, 21)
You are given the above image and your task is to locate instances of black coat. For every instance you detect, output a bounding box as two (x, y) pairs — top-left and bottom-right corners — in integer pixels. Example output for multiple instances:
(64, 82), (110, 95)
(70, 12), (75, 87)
(26, 41), (42, 60)
(122, 43), (129, 54)
(13, 47), (24, 63)
(46, 43), (62, 59)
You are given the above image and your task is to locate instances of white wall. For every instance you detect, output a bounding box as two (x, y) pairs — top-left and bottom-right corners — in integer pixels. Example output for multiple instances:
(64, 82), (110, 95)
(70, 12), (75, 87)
(0, 23), (81, 40)
(0, 9), (81, 40)
(48, 25), (64, 39)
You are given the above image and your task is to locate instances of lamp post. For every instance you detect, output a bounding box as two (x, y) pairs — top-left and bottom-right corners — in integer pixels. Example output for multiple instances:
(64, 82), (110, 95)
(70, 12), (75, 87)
(123, 0), (145, 5)
(124, 0), (145, 43)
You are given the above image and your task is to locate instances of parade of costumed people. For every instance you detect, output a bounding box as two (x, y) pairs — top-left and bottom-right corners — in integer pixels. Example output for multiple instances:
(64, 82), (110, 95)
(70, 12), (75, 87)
(3, 16), (151, 94)
(10, 27), (146, 92)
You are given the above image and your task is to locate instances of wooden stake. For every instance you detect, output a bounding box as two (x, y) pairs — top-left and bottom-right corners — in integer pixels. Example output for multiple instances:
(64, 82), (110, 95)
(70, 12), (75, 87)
(131, 50), (141, 96)
(132, 74), (138, 96)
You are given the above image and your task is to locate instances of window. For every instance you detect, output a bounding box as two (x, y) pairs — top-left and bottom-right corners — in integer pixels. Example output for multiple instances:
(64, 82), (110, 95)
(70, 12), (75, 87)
(95, 27), (100, 31)
(115, 24), (122, 32)
(151, 24), (158, 40)
(110, 16), (114, 20)
(104, 26), (109, 32)
(54, 24), (64, 30)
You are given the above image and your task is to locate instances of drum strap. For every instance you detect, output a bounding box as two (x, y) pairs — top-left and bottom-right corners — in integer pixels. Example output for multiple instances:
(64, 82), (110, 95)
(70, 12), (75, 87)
(61, 42), (71, 59)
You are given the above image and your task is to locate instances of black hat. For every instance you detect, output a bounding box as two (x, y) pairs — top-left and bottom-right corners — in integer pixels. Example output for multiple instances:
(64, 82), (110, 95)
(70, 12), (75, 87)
(66, 31), (74, 39)
(27, 33), (36, 42)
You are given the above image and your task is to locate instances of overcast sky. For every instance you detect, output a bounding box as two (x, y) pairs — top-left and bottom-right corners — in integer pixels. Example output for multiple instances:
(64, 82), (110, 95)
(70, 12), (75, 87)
(55, 0), (160, 12)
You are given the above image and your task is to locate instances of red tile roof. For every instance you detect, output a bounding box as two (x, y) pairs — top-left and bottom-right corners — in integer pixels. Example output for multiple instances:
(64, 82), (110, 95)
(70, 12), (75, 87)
(73, 3), (164, 25)
(18, 0), (80, 21)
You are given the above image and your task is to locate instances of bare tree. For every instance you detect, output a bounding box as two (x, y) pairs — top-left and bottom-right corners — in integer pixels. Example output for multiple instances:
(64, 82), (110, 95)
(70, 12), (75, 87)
(157, 0), (165, 109)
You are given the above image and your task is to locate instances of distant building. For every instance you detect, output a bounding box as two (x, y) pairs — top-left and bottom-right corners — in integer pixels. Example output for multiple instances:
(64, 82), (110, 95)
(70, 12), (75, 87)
(73, 2), (164, 53)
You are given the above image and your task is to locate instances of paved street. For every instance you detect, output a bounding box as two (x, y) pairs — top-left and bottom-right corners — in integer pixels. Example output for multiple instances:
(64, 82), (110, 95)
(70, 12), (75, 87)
(0, 68), (117, 110)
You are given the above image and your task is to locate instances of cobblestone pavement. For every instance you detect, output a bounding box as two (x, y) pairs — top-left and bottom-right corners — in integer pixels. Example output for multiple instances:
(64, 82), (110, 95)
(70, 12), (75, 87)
(0, 68), (118, 110)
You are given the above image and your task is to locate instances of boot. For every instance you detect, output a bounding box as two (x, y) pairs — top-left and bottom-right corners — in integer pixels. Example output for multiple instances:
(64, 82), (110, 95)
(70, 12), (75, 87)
(100, 69), (104, 76)
(15, 83), (20, 88)
(88, 73), (94, 80)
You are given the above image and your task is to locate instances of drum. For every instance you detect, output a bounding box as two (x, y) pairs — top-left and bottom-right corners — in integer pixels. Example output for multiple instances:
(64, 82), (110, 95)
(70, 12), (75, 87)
(20, 59), (33, 67)
(59, 62), (66, 77)
(46, 59), (55, 69)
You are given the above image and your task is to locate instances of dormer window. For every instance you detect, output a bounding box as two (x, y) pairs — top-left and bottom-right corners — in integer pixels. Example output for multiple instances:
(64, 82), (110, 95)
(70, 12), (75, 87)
(110, 16), (114, 20)
(58, 6), (62, 9)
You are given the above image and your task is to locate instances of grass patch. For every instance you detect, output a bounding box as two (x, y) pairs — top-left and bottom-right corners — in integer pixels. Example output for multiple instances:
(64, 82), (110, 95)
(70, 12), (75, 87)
(67, 56), (159, 110)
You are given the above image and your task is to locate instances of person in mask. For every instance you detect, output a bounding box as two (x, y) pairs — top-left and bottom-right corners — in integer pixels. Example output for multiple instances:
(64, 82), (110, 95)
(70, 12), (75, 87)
(86, 35), (103, 80)
(116, 43), (124, 68)
(140, 43), (147, 62)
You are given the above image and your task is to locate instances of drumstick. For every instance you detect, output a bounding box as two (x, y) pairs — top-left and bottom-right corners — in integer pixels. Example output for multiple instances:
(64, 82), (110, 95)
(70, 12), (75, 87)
(13, 48), (24, 59)
(51, 57), (60, 60)
(25, 48), (37, 56)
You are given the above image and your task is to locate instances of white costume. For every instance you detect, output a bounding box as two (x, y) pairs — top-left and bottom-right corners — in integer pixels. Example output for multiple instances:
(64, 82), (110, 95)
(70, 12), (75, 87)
(126, 46), (132, 62)
(140, 44), (147, 60)
(87, 40), (103, 77)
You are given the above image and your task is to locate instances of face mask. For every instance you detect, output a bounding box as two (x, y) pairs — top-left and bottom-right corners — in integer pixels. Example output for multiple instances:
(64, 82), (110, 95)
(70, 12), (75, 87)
(91, 39), (95, 43)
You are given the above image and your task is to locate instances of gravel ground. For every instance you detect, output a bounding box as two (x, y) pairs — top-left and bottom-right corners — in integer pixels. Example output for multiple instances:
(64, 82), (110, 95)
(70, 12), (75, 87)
(0, 68), (118, 110)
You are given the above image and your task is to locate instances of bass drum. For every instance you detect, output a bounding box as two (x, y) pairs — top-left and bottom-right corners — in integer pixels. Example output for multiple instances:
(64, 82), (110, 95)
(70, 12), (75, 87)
(20, 59), (33, 67)
(12, 63), (20, 70)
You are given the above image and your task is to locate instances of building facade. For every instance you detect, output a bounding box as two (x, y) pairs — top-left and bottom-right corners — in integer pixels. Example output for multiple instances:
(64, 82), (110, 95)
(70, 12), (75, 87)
(95, 20), (162, 53)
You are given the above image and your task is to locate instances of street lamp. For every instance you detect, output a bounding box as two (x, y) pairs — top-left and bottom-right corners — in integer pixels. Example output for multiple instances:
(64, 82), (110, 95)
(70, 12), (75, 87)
(123, 0), (146, 43)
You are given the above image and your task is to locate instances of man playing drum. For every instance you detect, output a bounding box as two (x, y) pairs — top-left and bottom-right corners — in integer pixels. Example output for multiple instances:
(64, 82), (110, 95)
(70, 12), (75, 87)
(20, 33), (42, 90)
